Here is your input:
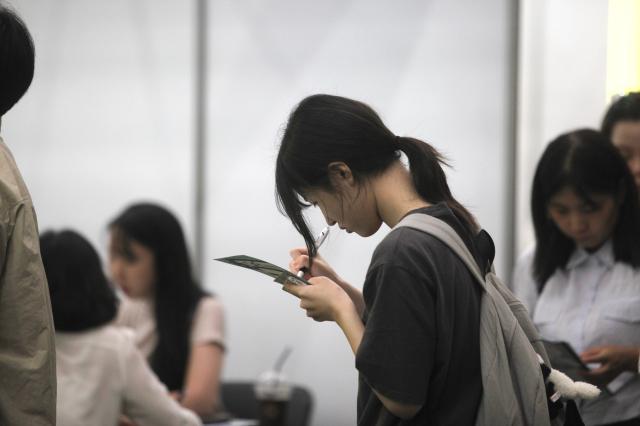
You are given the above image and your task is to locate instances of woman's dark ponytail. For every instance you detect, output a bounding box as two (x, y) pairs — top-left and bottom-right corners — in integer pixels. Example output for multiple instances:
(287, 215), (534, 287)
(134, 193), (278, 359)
(396, 136), (478, 232)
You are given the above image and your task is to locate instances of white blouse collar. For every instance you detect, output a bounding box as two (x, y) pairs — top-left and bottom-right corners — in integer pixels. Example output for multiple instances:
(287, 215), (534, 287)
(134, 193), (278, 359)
(565, 239), (614, 270)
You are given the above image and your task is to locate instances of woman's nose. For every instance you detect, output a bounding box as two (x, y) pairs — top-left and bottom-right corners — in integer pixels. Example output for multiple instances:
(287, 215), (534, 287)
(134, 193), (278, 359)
(628, 155), (640, 178)
(569, 213), (588, 234)
(109, 258), (123, 280)
(323, 215), (336, 226)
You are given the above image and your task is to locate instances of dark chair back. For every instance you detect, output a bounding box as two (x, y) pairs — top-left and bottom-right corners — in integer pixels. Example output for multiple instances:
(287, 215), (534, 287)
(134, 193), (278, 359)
(221, 381), (313, 426)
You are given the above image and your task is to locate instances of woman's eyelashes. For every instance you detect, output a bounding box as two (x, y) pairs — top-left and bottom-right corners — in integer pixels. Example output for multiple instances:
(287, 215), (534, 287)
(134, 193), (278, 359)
(549, 202), (600, 216)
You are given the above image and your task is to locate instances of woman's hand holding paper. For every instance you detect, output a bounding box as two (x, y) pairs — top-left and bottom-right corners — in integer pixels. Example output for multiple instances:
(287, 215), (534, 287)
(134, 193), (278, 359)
(283, 276), (355, 323)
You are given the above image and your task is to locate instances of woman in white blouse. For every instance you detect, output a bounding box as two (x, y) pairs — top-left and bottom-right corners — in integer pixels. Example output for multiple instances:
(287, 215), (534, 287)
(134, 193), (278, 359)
(40, 230), (201, 426)
(108, 203), (226, 422)
(513, 129), (640, 426)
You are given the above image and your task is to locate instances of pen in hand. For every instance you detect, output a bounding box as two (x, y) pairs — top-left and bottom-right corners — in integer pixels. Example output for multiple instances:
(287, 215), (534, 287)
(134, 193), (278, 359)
(296, 226), (330, 278)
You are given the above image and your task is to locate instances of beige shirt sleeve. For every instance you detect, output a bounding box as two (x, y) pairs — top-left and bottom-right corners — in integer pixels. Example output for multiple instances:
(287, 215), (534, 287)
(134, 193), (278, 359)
(0, 201), (57, 425)
(190, 297), (226, 349)
(120, 331), (202, 426)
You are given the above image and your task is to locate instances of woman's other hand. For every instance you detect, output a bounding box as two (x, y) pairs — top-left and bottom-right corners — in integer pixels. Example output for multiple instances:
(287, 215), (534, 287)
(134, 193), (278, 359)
(288, 246), (366, 317)
(289, 247), (340, 283)
(283, 276), (354, 323)
(580, 345), (639, 386)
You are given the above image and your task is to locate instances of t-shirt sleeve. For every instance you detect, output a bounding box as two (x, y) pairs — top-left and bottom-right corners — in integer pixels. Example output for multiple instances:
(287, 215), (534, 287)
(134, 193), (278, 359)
(356, 264), (435, 406)
(190, 297), (226, 350)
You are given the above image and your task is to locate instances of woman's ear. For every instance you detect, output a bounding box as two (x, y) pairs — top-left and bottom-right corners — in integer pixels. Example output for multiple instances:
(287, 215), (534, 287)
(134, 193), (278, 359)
(327, 162), (355, 188)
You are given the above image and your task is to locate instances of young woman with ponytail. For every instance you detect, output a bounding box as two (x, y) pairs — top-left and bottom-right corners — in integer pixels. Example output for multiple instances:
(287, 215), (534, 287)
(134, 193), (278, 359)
(276, 94), (492, 425)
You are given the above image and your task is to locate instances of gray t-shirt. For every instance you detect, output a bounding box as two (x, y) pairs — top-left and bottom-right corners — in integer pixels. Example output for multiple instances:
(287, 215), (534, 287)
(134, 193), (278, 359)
(356, 203), (489, 425)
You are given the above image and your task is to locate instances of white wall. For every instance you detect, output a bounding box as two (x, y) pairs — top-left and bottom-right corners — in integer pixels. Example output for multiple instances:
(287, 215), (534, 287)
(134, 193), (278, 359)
(5, 0), (196, 253)
(516, 0), (609, 255)
(204, 1), (514, 425)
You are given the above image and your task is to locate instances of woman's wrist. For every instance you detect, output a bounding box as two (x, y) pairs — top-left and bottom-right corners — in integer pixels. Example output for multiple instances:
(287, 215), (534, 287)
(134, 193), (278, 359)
(333, 275), (349, 289)
(333, 297), (365, 355)
(334, 296), (360, 327)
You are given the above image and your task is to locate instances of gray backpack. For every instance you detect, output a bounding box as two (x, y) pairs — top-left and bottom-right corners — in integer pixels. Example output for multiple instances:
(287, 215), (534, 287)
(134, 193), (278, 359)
(395, 213), (557, 426)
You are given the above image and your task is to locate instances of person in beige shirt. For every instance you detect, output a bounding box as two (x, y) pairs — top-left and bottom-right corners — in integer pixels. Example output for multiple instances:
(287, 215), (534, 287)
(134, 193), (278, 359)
(109, 203), (226, 421)
(0, 5), (57, 425)
(40, 229), (202, 426)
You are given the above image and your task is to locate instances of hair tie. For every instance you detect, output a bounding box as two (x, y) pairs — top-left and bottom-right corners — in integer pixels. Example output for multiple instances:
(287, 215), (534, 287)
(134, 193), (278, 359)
(394, 135), (402, 147)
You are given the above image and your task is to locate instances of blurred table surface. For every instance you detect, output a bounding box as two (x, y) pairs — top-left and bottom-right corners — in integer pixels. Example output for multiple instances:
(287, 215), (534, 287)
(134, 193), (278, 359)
(204, 420), (258, 426)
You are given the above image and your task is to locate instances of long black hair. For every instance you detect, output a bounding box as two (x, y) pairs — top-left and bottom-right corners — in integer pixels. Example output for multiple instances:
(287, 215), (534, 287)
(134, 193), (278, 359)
(0, 5), (35, 117)
(602, 92), (640, 139)
(40, 230), (118, 332)
(275, 94), (476, 258)
(531, 129), (640, 289)
(109, 203), (206, 391)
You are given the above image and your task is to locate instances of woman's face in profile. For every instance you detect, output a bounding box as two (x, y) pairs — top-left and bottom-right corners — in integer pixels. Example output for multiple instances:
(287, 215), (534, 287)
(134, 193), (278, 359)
(547, 186), (620, 250)
(304, 186), (382, 238)
(611, 120), (640, 192)
(108, 232), (156, 299)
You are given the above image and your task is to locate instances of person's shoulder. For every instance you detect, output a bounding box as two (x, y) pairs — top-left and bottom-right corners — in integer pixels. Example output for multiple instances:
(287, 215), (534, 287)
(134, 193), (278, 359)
(0, 137), (31, 208)
(374, 221), (454, 267)
(191, 295), (226, 348)
(56, 327), (135, 389)
(193, 296), (225, 327)
(92, 324), (136, 346)
(57, 325), (136, 356)
(195, 295), (224, 317)
(378, 225), (441, 253)
(367, 227), (447, 288)
(198, 295), (223, 309)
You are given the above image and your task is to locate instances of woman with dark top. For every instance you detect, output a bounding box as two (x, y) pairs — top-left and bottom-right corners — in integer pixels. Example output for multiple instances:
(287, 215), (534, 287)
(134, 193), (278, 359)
(109, 203), (226, 421)
(41, 230), (201, 426)
(275, 94), (495, 425)
(512, 129), (640, 426)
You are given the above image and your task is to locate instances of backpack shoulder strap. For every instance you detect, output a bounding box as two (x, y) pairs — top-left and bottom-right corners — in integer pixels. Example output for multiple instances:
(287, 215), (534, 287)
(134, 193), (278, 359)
(394, 213), (487, 290)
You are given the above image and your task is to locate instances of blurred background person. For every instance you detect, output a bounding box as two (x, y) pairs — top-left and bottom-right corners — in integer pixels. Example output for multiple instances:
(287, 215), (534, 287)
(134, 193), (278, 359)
(41, 229), (201, 426)
(602, 92), (640, 194)
(512, 129), (640, 426)
(0, 5), (56, 425)
(109, 202), (226, 422)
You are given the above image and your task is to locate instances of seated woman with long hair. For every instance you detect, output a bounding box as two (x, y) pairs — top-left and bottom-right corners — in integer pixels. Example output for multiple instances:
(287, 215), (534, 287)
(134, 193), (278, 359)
(40, 229), (201, 426)
(512, 129), (640, 426)
(109, 203), (225, 421)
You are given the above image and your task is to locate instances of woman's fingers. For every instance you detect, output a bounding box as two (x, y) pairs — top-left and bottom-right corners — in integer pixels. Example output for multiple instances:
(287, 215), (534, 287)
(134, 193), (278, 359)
(289, 247), (308, 258)
(285, 276), (345, 323)
(581, 346), (604, 361)
(288, 254), (309, 274)
(584, 364), (609, 376)
(283, 282), (304, 297)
